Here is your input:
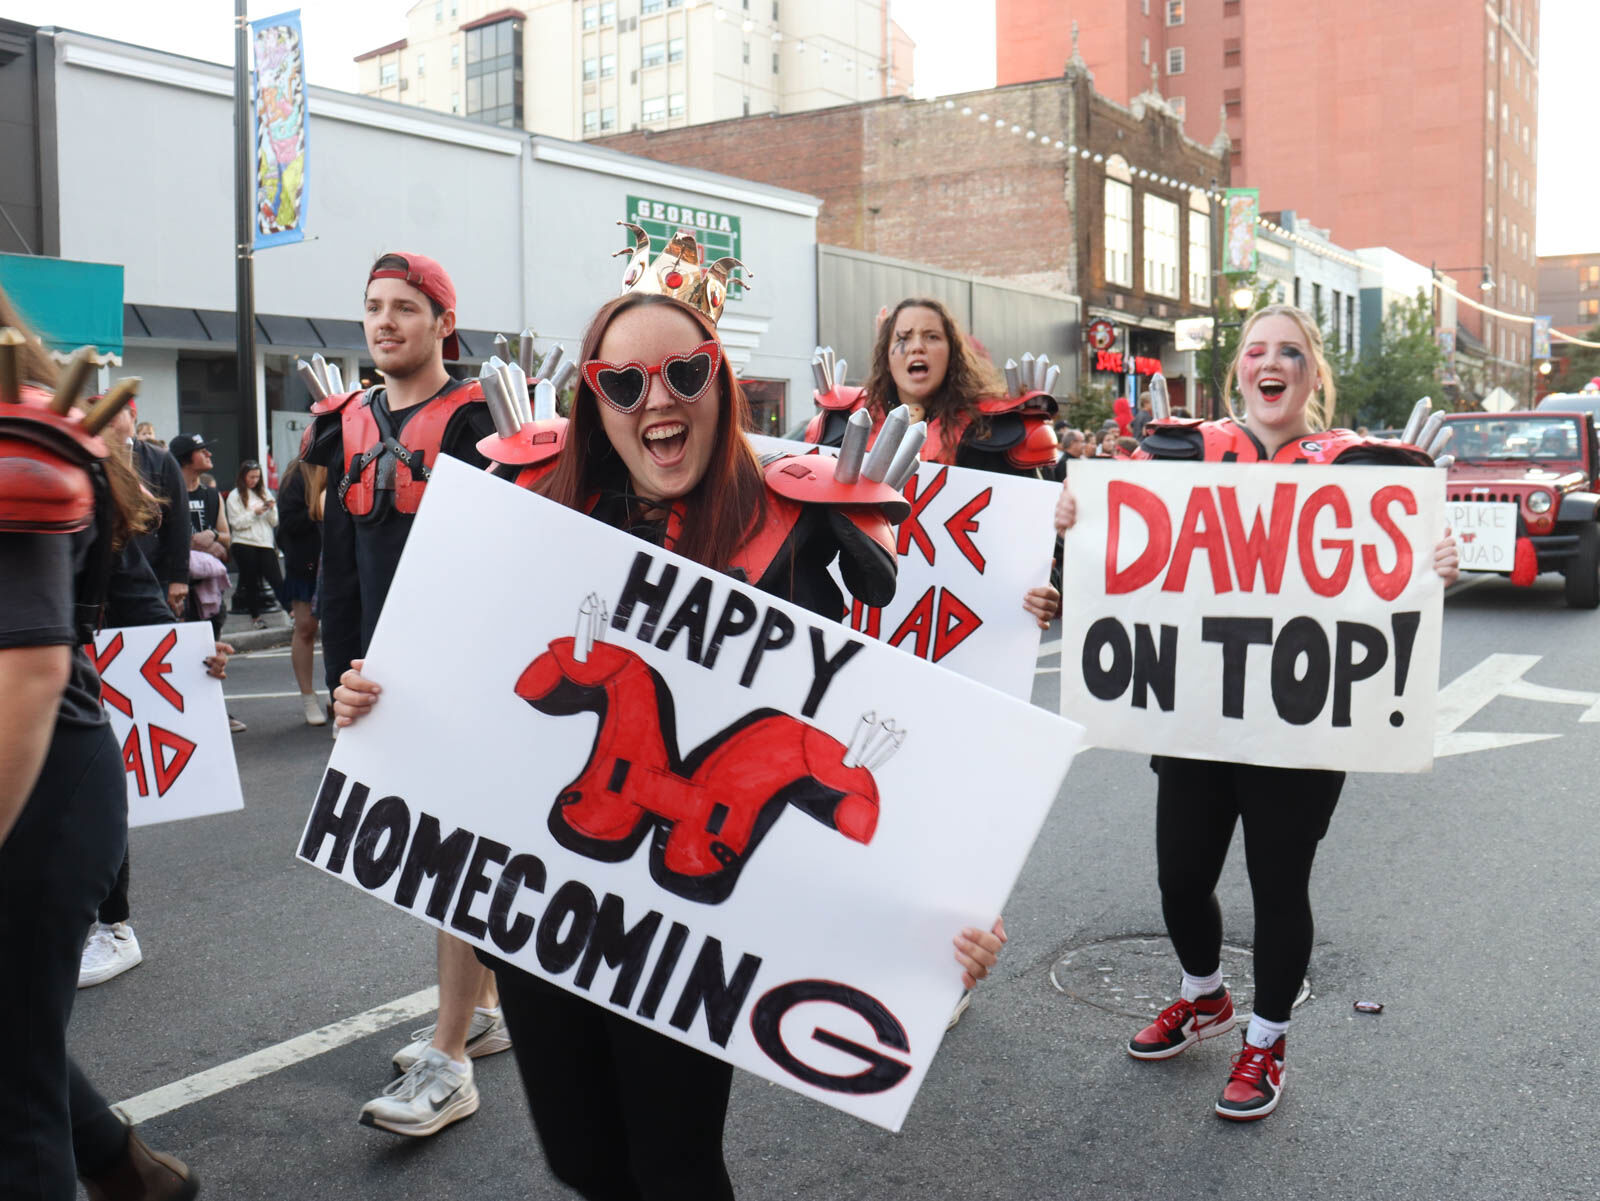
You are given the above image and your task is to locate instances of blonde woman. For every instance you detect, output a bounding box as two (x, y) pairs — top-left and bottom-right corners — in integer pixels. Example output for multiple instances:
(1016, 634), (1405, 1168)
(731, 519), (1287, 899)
(224, 461), (287, 628)
(1056, 305), (1459, 1121)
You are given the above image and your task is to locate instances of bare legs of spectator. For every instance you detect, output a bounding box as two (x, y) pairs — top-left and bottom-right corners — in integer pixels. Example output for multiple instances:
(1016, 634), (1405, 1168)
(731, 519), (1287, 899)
(433, 930), (499, 1060)
(290, 599), (325, 726)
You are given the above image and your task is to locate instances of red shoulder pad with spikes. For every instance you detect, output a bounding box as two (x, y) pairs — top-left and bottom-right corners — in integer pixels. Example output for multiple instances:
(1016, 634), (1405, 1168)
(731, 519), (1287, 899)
(761, 453), (910, 524)
(309, 388), (363, 417)
(477, 418), (568, 468)
(0, 385), (105, 534)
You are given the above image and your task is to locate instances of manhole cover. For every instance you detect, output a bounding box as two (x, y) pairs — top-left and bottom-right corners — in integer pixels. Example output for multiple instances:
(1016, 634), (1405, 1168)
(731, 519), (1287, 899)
(1050, 934), (1310, 1020)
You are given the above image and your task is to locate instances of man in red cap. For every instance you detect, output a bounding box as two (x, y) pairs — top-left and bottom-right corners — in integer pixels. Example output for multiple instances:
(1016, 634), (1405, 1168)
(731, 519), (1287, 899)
(305, 252), (509, 1139)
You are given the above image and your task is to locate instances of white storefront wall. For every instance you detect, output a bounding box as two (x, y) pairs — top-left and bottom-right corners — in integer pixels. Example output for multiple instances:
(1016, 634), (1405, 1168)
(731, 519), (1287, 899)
(48, 32), (819, 465)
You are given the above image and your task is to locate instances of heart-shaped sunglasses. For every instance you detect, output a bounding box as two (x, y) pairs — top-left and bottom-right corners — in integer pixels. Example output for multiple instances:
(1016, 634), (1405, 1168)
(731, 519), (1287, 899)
(582, 340), (723, 414)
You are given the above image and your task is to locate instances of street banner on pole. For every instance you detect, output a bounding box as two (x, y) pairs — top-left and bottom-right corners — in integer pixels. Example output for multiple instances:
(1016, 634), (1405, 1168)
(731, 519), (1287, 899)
(91, 622), (245, 827)
(297, 458), (1082, 1130)
(1057, 459), (1445, 773)
(1223, 188), (1259, 274)
(251, 10), (308, 248)
(752, 435), (1058, 700)
(1533, 316), (1552, 360)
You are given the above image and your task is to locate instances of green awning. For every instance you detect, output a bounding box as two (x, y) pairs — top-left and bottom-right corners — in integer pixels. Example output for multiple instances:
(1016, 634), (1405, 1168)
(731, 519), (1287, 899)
(0, 253), (125, 359)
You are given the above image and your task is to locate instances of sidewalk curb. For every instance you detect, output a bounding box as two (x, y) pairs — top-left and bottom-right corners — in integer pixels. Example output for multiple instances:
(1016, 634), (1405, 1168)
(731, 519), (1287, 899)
(224, 626), (296, 653)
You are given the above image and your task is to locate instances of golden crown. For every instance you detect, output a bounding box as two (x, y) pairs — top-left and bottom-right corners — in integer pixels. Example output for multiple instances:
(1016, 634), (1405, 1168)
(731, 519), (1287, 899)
(614, 222), (751, 326)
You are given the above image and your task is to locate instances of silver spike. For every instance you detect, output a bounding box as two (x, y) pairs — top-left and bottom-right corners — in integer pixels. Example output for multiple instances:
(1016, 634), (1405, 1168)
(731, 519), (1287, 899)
(1425, 425), (1454, 457)
(1019, 352), (1035, 394)
(310, 353), (332, 393)
(811, 354), (831, 394)
(835, 409), (872, 483)
(841, 711), (878, 768)
(1003, 358), (1021, 397)
(494, 333), (511, 362)
(533, 378), (558, 422)
(505, 362), (532, 425)
(1433, 454), (1455, 469)
(518, 329), (536, 375)
(483, 369), (521, 438)
(1032, 354), (1051, 392)
(539, 344), (565, 385)
(886, 421), (928, 490)
(1400, 397), (1432, 445)
(296, 358), (329, 403)
(834, 358), (848, 387)
(1416, 411), (1446, 452)
(862, 404), (910, 483)
(572, 594), (598, 663)
(326, 361), (344, 393)
(1042, 363), (1061, 397)
(550, 359), (577, 393)
(822, 345), (836, 382)
(1148, 373), (1171, 421)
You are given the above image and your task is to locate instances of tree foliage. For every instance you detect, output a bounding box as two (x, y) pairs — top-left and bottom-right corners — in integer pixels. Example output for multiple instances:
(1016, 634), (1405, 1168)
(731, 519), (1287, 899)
(1327, 290), (1442, 430)
(1554, 322), (1600, 392)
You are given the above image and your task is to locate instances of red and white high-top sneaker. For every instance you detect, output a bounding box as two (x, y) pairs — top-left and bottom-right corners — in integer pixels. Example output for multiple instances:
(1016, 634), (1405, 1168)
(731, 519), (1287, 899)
(1215, 1034), (1287, 1120)
(1126, 988), (1236, 1060)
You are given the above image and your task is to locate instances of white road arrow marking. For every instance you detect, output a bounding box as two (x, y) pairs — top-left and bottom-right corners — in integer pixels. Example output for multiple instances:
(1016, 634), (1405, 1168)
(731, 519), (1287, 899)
(1435, 653), (1564, 758)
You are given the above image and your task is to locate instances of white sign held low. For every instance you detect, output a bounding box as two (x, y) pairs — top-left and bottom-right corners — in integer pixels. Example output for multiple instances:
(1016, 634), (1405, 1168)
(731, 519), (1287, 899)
(752, 435), (1058, 700)
(297, 457), (1082, 1130)
(1446, 500), (1516, 572)
(91, 621), (244, 826)
(1058, 459), (1446, 773)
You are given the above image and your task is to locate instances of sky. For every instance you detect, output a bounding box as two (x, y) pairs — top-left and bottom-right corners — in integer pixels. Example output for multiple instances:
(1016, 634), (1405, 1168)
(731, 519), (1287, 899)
(2, 0), (1595, 254)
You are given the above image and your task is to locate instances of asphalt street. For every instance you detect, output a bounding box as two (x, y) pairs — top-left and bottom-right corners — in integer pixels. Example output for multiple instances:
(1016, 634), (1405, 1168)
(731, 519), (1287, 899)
(69, 572), (1599, 1201)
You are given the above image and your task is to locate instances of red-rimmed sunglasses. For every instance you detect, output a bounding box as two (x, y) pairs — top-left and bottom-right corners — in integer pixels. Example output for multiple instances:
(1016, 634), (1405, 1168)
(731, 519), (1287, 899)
(582, 340), (723, 414)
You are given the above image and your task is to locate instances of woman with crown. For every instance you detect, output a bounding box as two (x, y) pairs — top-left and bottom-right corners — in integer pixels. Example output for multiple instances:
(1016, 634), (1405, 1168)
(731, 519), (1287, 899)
(1054, 304), (1458, 1123)
(333, 227), (1007, 1199)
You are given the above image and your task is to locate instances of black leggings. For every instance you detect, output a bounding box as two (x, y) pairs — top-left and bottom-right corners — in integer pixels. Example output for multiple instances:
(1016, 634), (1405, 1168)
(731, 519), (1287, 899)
(0, 723), (132, 1198)
(98, 850), (130, 926)
(490, 962), (735, 1201)
(232, 543), (286, 617)
(1153, 756), (1344, 1023)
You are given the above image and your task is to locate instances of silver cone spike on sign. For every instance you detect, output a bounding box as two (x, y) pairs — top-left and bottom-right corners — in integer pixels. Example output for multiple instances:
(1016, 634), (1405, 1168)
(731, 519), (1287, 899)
(835, 409), (872, 483)
(310, 353), (332, 393)
(1416, 411), (1446, 453)
(505, 362), (532, 424)
(518, 329), (536, 375)
(1004, 358), (1021, 398)
(550, 360), (577, 393)
(862, 404), (910, 483)
(533, 378), (557, 421)
(296, 358), (329, 403)
(886, 421), (928, 490)
(1400, 397), (1432, 446)
(1042, 363), (1061, 397)
(1425, 425), (1453, 457)
(539, 344), (565, 385)
(1149, 373), (1171, 421)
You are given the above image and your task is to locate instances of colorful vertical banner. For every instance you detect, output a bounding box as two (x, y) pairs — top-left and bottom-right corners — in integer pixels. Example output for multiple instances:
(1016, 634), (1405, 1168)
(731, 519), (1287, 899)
(1223, 187), (1259, 275)
(1532, 315), (1552, 360)
(251, 10), (308, 248)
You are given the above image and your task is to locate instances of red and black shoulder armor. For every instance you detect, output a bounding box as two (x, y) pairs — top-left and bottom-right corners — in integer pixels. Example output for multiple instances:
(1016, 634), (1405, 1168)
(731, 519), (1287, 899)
(0, 384), (107, 534)
(333, 381), (485, 516)
(479, 417), (568, 490)
(1138, 418), (1436, 467)
(804, 385), (868, 446)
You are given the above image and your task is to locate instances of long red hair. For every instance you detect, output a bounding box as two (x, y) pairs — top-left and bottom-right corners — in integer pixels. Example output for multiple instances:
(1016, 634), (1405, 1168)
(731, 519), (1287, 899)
(538, 293), (766, 571)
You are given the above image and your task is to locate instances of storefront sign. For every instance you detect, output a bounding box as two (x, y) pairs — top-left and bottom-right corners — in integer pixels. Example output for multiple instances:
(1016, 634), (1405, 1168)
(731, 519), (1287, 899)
(1095, 350), (1163, 376)
(1086, 319), (1117, 352)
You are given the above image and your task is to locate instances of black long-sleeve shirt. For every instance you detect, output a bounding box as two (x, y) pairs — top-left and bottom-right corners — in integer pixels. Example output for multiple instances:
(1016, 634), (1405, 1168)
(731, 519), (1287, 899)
(129, 438), (190, 589)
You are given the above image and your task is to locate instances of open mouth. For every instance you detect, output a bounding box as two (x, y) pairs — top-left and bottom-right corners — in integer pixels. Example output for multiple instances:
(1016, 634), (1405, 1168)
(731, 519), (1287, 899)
(905, 359), (930, 382)
(643, 422), (688, 465)
(1258, 379), (1287, 402)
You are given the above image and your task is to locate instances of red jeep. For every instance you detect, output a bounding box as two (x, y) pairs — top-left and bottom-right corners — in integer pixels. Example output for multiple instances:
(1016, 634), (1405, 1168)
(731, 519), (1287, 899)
(1441, 411), (1600, 608)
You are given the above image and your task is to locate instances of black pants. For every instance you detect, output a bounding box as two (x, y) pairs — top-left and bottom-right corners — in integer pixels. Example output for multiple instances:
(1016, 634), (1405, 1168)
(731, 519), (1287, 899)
(1153, 756), (1345, 1023)
(491, 963), (735, 1201)
(97, 849), (131, 926)
(0, 723), (133, 1198)
(232, 544), (286, 618)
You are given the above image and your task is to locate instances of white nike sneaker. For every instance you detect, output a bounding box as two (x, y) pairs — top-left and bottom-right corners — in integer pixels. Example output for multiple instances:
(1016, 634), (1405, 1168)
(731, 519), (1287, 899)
(78, 921), (143, 989)
(359, 1047), (479, 1137)
(392, 1007), (512, 1074)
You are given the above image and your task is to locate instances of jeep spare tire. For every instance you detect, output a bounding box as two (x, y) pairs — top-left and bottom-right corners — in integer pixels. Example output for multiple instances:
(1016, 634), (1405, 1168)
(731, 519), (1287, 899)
(1563, 522), (1600, 609)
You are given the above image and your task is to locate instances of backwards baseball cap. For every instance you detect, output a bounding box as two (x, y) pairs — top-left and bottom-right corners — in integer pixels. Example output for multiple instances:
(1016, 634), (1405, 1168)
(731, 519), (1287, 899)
(169, 433), (210, 463)
(367, 252), (460, 361)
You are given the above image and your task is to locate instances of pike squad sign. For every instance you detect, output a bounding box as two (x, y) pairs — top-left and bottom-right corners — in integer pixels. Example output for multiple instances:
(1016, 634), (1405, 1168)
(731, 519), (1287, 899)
(299, 458), (1081, 1130)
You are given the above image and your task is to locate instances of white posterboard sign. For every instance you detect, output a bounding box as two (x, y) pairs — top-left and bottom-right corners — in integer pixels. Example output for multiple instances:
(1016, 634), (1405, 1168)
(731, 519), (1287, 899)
(90, 621), (244, 827)
(752, 435), (1058, 700)
(297, 457), (1082, 1130)
(1058, 459), (1446, 773)
(1446, 500), (1517, 572)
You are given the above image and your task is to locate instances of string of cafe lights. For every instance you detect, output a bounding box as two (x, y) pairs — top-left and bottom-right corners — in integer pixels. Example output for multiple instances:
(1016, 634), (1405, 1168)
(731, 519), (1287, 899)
(1431, 279), (1600, 349)
(699, 0), (895, 81)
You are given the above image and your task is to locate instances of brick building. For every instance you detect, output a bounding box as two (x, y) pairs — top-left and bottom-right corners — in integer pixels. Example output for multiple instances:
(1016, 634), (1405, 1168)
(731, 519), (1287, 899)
(1537, 253), (1600, 336)
(996, 0), (1540, 381)
(600, 52), (1228, 407)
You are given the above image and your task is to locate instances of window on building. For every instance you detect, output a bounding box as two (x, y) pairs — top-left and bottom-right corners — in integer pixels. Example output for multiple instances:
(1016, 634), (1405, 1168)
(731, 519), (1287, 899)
(1583, 265), (1600, 289)
(1293, 277), (1301, 308)
(1144, 194), (1180, 298)
(743, 95), (751, 116)
(1105, 179), (1133, 287)
(1167, 0), (1185, 25)
(669, 91), (685, 116)
(1188, 208), (1210, 304)
(582, 5), (598, 30)
(381, 61), (398, 86)
(600, 105), (616, 130)
(1223, 86), (1241, 114)
(1330, 290), (1342, 342)
(773, 0), (780, 17)
(451, 91), (460, 113)
(1487, 87), (1494, 119)
(642, 96), (666, 121)
(1224, 0), (1239, 12)
(773, 52), (780, 73)
(669, 0), (684, 7)
(452, 42), (460, 66)
(417, 52), (425, 75)
(1170, 95), (1186, 120)
(1311, 282), (1323, 320)
(465, 18), (521, 127)
(435, 0), (443, 21)
(601, 53), (616, 78)
(1521, 230), (1528, 260)
(1486, 204), (1493, 233)
(1223, 38), (1241, 68)
(1167, 47), (1185, 75)
(584, 109), (599, 134)
(1345, 295), (1355, 352)
(643, 0), (664, 11)
(643, 42), (664, 67)
(600, 2), (616, 25)
(743, 41), (750, 63)
(583, 57), (597, 81)
(668, 37), (685, 62)
(1141, 37), (1149, 66)
(1488, 27), (1496, 58)
(1141, 0), (1149, 14)
(1486, 147), (1494, 178)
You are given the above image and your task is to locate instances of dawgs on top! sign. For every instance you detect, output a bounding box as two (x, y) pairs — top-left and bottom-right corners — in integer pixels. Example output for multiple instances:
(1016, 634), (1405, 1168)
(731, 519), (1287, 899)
(752, 435), (1060, 700)
(1058, 459), (1447, 773)
(297, 457), (1081, 1130)
(91, 621), (244, 827)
